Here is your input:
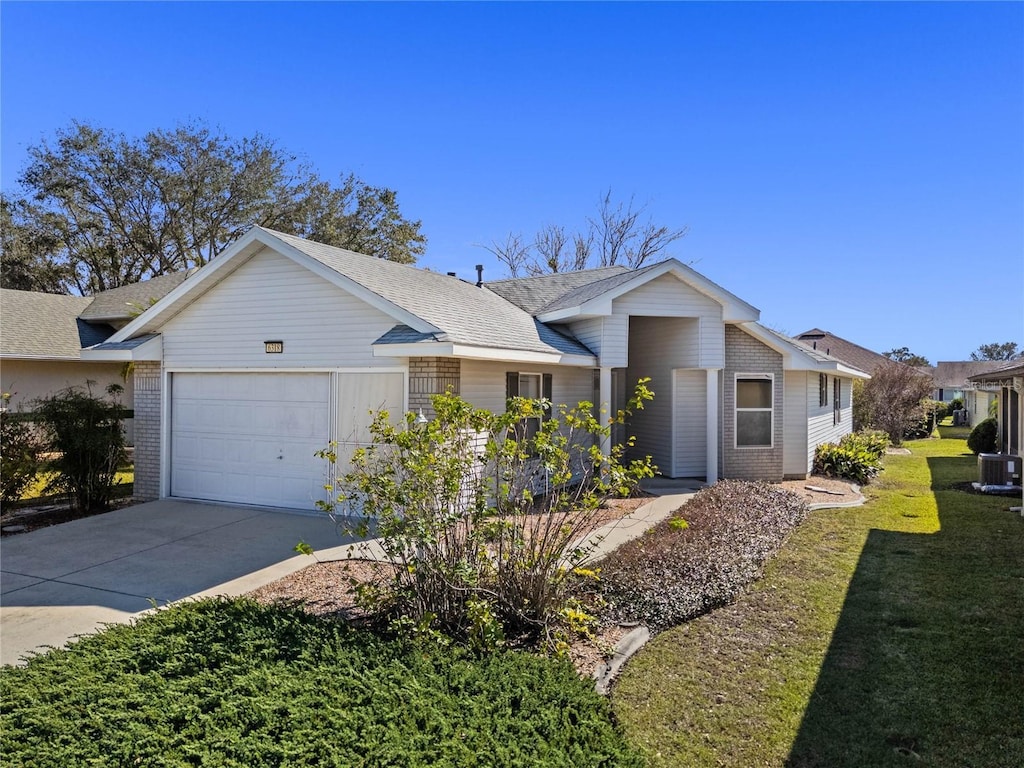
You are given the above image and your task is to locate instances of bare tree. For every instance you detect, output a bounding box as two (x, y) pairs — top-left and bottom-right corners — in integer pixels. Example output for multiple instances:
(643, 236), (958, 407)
(589, 190), (689, 268)
(480, 189), (688, 277)
(860, 360), (935, 445)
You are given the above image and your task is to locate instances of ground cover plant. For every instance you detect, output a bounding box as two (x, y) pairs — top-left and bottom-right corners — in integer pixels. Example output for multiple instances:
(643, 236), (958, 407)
(612, 426), (1024, 767)
(0, 598), (645, 768)
(594, 481), (809, 631)
(812, 429), (888, 483)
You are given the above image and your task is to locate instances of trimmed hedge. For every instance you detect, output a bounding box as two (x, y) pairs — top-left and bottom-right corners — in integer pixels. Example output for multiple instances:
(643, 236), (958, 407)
(967, 417), (998, 455)
(0, 598), (644, 768)
(595, 481), (808, 631)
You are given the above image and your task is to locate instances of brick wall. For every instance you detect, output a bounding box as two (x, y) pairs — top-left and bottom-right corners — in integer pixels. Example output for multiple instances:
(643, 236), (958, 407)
(722, 326), (784, 481)
(408, 357), (461, 418)
(132, 361), (161, 501)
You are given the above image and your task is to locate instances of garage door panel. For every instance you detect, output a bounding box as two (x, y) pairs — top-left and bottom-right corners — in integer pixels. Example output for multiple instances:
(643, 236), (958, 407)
(170, 372), (399, 511)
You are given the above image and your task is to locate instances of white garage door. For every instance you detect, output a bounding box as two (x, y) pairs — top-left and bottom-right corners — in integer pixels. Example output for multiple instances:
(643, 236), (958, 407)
(170, 371), (407, 510)
(171, 373), (332, 509)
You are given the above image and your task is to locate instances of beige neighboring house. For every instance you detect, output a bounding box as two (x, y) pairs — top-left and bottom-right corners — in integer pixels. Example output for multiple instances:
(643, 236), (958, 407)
(83, 227), (868, 511)
(0, 272), (191, 443)
(968, 361), (1024, 456)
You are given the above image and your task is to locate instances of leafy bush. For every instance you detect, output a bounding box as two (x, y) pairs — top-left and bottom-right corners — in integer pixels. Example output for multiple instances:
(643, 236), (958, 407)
(0, 598), (644, 767)
(858, 361), (935, 445)
(0, 393), (42, 506)
(593, 481), (808, 631)
(967, 417), (998, 455)
(318, 384), (655, 652)
(31, 384), (127, 513)
(949, 397), (964, 412)
(813, 431), (887, 484)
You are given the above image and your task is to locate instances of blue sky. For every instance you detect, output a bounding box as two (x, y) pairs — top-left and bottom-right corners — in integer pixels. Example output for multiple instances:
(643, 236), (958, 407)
(2, 1), (1021, 363)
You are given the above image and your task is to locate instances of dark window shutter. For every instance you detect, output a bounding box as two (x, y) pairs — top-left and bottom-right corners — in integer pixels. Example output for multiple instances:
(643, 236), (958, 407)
(542, 374), (553, 420)
(506, 372), (519, 406)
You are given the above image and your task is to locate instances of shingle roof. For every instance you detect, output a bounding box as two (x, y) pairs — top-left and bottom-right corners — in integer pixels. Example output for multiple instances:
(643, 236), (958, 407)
(795, 329), (890, 373)
(486, 266), (632, 315)
(79, 270), (194, 321)
(932, 361), (1014, 388)
(263, 229), (594, 358)
(0, 289), (115, 359)
(968, 360), (1024, 381)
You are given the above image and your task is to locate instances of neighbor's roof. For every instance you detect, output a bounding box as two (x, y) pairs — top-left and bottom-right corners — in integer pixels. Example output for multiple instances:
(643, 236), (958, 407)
(967, 359), (1024, 382)
(931, 361), (1012, 388)
(0, 289), (114, 359)
(795, 328), (890, 373)
(751, 324), (870, 377)
(78, 270), (194, 322)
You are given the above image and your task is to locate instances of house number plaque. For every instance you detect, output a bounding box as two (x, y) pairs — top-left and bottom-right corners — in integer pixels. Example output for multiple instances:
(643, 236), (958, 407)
(264, 341), (284, 354)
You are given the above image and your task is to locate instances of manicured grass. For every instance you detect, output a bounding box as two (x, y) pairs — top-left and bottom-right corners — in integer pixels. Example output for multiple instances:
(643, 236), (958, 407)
(612, 429), (1024, 767)
(17, 467), (134, 504)
(0, 598), (644, 768)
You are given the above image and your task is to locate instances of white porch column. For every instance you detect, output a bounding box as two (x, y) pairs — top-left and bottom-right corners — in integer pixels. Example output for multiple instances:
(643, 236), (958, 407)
(600, 366), (613, 457)
(706, 368), (719, 483)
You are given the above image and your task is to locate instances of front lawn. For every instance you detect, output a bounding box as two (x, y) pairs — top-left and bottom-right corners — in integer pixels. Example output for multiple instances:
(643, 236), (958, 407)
(0, 598), (643, 767)
(612, 428), (1024, 766)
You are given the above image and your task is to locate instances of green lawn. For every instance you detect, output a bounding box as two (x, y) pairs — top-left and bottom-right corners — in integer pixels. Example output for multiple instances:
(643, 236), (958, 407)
(612, 428), (1024, 767)
(17, 466), (134, 504)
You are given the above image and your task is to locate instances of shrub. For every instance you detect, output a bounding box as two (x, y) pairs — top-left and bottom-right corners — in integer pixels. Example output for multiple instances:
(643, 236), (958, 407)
(318, 383), (655, 652)
(31, 384), (127, 514)
(949, 397), (964, 412)
(813, 431), (887, 484)
(0, 393), (42, 506)
(967, 417), (998, 455)
(858, 360), (935, 445)
(0, 598), (645, 767)
(593, 481), (808, 631)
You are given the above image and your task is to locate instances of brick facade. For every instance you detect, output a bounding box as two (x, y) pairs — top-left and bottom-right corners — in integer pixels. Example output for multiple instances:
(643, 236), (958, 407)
(408, 357), (461, 418)
(722, 325), (784, 481)
(132, 361), (161, 501)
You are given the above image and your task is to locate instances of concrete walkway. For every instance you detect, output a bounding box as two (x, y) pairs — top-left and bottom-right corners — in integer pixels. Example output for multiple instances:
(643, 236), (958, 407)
(0, 500), (363, 666)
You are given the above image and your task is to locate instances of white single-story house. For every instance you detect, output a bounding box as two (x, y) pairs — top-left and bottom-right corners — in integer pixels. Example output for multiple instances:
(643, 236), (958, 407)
(968, 361), (1023, 456)
(0, 273), (190, 442)
(82, 227), (868, 512)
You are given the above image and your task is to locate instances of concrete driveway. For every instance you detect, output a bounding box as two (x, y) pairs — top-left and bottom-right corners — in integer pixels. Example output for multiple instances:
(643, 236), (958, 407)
(0, 499), (363, 666)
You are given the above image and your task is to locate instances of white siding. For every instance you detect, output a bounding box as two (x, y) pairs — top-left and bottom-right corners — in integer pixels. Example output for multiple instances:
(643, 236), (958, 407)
(673, 369), (707, 477)
(161, 247), (399, 368)
(566, 316), (628, 368)
(460, 359), (594, 414)
(783, 372), (810, 477)
(611, 274), (724, 368)
(804, 373), (855, 476)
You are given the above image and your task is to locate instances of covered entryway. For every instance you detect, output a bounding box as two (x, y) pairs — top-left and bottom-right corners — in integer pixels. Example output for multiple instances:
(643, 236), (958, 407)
(169, 371), (404, 510)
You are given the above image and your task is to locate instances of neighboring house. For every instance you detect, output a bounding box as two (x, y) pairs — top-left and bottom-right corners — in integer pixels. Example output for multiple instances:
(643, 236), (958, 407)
(83, 227), (868, 512)
(795, 329), (890, 375)
(968, 361), (1024, 456)
(0, 272), (191, 442)
(926, 360), (1009, 428)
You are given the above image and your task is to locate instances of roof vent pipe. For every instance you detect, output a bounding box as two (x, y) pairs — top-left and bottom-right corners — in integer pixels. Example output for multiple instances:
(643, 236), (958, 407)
(447, 271), (457, 277)
(812, 341), (817, 350)
(475, 264), (483, 287)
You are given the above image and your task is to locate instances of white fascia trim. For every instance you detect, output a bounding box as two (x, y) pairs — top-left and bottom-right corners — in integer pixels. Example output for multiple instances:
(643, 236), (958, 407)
(0, 353), (80, 362)
(535, 259), (760, 324)
(80, 336), (163, 362)
(103, 228), (268, 343)
(103, 228), (439, 344)
(836, 363), (871, 380)
(372, 341), (596, 367)
(258, 231), (438, 335)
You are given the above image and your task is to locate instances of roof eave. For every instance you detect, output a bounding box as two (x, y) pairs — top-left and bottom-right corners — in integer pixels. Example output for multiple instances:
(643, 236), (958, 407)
(372, 341), (596, 367)
(81, 335), (163, 362)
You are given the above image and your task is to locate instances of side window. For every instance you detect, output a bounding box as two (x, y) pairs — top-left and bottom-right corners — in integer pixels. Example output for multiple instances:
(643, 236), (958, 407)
(506, 372), (553, 443)
(736, 375), (773, 448)
(819, 373), (828, 407)
(833, 377), (841, 425)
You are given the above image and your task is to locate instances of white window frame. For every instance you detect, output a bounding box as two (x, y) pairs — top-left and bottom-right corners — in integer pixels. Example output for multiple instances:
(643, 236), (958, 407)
(734, 372), (774, 449)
